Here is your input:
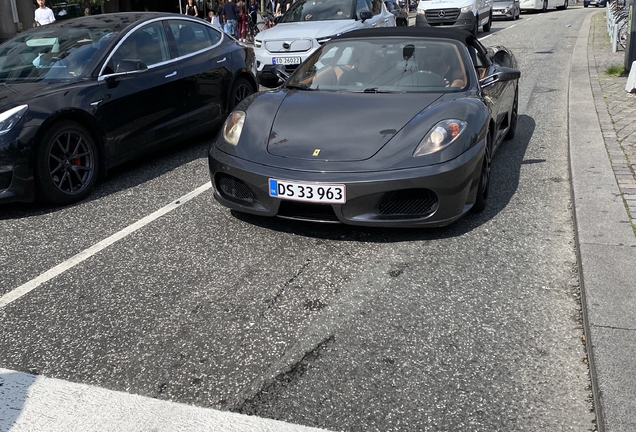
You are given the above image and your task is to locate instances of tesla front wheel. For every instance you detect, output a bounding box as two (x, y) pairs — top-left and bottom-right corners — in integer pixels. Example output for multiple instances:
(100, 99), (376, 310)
(35, 121), (99, 205)
(229, 77), (255, 111)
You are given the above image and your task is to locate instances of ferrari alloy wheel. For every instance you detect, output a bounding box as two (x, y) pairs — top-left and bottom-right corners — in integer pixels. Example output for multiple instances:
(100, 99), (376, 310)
(229, 77), (254, 111)
(35, 121), (99, 205)
(472, 132), (492, 213)
(505, 89), (518, 141)
(482, 12), (492, 32)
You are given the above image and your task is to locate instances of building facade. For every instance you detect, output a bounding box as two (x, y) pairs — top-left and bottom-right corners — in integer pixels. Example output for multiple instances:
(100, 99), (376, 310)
(0, 0), (194, 42)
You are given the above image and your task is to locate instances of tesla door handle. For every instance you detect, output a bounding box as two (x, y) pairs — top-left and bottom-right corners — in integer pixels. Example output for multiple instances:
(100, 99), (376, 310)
(165, 71), (177, 78)
(217, 57), (227, 63)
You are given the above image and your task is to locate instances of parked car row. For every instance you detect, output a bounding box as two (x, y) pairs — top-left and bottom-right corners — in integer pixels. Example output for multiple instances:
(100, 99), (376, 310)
(1, 12), (520, 228)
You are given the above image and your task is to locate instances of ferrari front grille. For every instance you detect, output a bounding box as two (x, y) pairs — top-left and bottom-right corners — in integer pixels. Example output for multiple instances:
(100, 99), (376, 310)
(217, 174), (256, 204)
(379, 189), (439, 219)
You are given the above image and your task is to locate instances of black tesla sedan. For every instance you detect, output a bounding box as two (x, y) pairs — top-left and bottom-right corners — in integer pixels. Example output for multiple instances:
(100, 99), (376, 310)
(209, 27), (520, 228)
(0, 12), (257, 205)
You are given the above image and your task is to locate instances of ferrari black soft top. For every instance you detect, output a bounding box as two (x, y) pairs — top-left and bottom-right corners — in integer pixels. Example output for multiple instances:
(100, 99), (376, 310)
(332, 26), (477, 47)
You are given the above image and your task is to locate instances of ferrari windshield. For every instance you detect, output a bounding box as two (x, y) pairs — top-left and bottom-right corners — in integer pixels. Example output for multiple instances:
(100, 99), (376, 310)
(288, 38), (470, 92)
(278, 0), (356, 22)
(0, 27), (113, 82)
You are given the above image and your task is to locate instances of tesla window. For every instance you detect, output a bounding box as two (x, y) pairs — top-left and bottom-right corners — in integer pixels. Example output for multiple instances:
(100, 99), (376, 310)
(168, 20), (219, 57)
(106, 22), (170, 74)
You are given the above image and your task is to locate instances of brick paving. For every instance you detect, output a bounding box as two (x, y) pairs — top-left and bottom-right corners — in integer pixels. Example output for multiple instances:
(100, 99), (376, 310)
(589, 11), (636, 232)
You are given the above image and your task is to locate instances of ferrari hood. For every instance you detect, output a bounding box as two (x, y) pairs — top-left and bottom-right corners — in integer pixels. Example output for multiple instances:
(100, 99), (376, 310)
(267, 90), (442, 162)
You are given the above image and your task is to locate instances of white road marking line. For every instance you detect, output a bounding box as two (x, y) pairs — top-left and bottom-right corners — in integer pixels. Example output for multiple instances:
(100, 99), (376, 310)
(0, 368), (330, 432)
(480, 15), (529, 41)
(0, 182), (212, 309)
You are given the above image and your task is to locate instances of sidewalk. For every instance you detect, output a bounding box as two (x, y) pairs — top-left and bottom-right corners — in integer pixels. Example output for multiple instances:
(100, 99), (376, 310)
(570, 10), (636, 432)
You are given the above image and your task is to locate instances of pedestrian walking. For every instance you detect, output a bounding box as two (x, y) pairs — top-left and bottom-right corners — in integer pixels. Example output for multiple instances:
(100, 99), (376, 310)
(184, 0), (199, 16)
(237, 0), (248, 42)
(223, 0), (239, 39)
(34, 0), (55, 26)
(248, 0), (259, 29)
(206, 10), (221, 27)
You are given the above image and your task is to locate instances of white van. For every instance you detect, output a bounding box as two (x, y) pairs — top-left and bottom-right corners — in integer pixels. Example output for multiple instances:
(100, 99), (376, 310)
(415, 0), (493, 35)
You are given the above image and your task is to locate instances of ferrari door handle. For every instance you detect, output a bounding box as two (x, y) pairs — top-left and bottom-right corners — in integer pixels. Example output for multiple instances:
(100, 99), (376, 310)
(217, 57), (227, 63)
(165, 71), (177, 78)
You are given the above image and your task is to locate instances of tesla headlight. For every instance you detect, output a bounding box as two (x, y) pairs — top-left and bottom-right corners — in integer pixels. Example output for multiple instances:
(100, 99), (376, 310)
(0, 105), (28, 136)
(222, 111), (246, 146)
(414, 119), (467, 157)
(254, 40), (262, 48)
(460, 4), (474, 12)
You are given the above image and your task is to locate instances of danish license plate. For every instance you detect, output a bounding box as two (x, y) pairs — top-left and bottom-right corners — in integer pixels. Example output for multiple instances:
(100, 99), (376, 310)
(272, 57), (301, 65)
(269, 179), (346, 204)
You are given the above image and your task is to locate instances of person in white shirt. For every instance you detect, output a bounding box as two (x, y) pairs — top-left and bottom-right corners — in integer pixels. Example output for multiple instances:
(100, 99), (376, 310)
(34, 0), (56, 26)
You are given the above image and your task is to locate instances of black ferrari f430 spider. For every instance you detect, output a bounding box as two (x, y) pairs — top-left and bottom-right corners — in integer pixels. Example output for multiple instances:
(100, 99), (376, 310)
(209, 27), (520, 228)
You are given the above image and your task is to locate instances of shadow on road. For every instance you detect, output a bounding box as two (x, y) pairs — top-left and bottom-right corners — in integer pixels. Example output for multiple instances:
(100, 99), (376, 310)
(0, 370), (36, 431)
(0, 136), (212, 221)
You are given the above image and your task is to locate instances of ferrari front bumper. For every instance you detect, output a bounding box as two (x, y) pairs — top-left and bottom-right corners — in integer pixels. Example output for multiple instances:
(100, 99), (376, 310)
(208, 140), (485, 228)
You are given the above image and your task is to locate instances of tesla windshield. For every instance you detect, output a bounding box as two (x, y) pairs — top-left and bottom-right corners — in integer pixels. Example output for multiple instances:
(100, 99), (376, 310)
(0, 28), (112, 82)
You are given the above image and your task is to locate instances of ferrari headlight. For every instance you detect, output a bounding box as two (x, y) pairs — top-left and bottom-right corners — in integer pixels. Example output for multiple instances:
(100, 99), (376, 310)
(414, 119), (467, 157)
(0, 105), (28, 136)
(222, 111), (245, 146)
(460, 4), (474, 12)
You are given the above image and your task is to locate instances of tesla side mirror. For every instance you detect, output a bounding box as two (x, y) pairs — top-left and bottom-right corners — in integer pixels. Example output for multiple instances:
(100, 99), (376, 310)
(273, 63), (290, 81)
(360, 11), (373, 21)
(479, 67), (521, 88)
(115, 59), (148, 74)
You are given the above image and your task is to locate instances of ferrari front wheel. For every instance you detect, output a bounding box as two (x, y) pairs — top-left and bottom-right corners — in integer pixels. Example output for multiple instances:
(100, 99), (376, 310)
(229, 77), (254, 111)
(472, 132), (492, 213)
(505, 88), (518, 141)
(482, 12), (491, 32)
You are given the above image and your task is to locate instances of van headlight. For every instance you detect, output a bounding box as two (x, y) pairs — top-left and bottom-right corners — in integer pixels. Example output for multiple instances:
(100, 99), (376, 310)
(461, 4), (474, 12)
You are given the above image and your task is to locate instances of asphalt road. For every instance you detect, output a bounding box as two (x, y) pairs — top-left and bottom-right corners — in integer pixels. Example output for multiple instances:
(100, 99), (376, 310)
(1, 7), (598, 431)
